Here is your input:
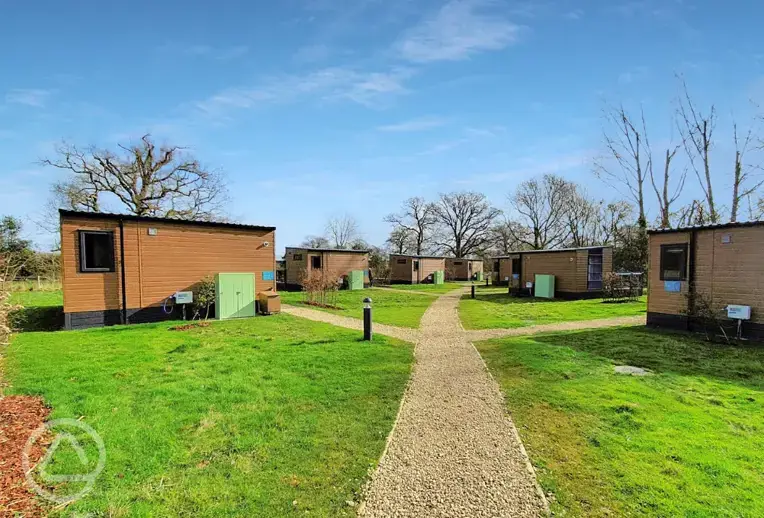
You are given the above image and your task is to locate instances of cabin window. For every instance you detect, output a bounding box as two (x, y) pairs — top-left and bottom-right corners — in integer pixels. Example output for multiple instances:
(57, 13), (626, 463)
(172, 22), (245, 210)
(453, 261), (463, 265)
(413, 260), (419, 271)
(660, 244), (688, 281)
(78, 231), (115, 273)
(293, 253), (303, 261)
(311, 256), (322, 269)
(511, 258), (521, 274)
(587, 248), (604, 290)
(397, 259), (407, 264)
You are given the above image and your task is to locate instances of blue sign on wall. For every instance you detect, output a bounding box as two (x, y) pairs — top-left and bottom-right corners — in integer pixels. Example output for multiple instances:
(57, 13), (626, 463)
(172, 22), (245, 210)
(664, 281), (681, 293)
(262, 271), (274, 281)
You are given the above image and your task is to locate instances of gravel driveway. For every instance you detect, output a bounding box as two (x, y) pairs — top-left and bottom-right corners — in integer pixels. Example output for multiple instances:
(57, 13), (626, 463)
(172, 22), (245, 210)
(359, 289), (548, 517)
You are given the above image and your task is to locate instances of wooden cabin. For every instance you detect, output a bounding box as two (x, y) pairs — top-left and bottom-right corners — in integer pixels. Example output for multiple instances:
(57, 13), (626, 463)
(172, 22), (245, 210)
(492, 246), (612, 298)
(647, 221), (764, 340)
(445, 258), (484, 281)
(390, 254), (446, 284)
(60, 210), (276, 330)
(284, 247), (369, 290)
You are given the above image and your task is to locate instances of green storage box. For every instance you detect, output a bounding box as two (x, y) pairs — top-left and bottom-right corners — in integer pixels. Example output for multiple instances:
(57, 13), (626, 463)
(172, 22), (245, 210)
(215, 273), (256, 320)
(347, 270), (364, 291)
(534, 274), (555, 299)
(433, 270), (445, 285)
(476, 271), (484, 282)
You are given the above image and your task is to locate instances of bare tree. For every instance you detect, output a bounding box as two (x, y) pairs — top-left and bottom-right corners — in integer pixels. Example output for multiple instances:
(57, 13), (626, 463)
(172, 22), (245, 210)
(648, 143), (684, 228)
(508, 174), (573, 249)
(566, 187), (604, 247)
(489, 218), (529, 255)
(42, 134), (228, 220)
(432, 192), (502, 257)
(600, 201), (635, 245)
(730, 121), (763, 222)
(596, 104), (651, 227)
(384, 197), (437, 255)
(325, 214), (359, 249)
(675, 199), (713, 227)
(386, 227), (413, 254)
(677, 79), (719, 223)
(301, 235), (332, 249)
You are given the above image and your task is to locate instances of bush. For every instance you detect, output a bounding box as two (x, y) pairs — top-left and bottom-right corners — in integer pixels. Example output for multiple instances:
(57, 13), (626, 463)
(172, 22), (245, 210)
(193, 276), (216, 320)
(301, 269), (340, 307)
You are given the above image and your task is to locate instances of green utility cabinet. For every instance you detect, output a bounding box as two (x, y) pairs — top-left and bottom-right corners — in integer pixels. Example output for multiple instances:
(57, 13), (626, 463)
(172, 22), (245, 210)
(534, 274), (555, 299)
(347, 270), (364, 291)
(433, 270), (445, 285)
(475, 271), (484, 282)
(215, 273), (256, 320)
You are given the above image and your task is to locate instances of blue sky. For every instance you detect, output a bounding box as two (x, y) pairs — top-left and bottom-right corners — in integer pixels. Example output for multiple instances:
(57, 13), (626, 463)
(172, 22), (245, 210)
(1, 0), (763, 253)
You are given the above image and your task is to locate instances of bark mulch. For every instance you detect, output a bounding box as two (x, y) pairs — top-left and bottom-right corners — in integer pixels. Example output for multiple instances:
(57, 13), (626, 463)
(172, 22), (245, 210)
(0, 395), (50, 518)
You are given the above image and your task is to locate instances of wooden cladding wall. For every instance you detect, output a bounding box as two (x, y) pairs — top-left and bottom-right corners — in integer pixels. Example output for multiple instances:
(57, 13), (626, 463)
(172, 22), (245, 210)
(445, 259), (484, 280)
(390, 256), (446, 283)
(62, 216), (275, 313)
(284, 248), (369, 286)
(390, 256), (413, 283)
(648, 226), (764, 322)
(495, 249), (612, 293)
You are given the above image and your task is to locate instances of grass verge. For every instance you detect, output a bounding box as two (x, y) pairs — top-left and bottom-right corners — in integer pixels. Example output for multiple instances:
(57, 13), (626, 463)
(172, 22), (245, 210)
(6, 314), (413, 516)
(476, 327), (764, 517)
(459, 291), (646, 330)
(279, 288), (437, 328)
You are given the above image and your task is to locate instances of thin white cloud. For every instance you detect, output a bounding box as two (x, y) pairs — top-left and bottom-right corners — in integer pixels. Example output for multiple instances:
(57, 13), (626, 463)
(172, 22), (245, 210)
(397, 0), (521, 63)
(195, 66), (413, 116)
(293, 44), (332, 64)
(159, 43), (249, 61)
(377, 116), (447, 132)
(458, 151), (592, 185)
(5, 89), (52, 108)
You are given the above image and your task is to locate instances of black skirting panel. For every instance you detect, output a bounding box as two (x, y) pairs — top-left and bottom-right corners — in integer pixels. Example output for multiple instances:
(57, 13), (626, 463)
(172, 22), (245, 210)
(65, 304), (219, 330)
(647, 312), (764, 342)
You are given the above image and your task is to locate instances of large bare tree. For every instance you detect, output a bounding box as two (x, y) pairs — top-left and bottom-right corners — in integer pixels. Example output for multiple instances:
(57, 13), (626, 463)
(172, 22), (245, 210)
(386, 227), (413, 254)
(42, 134), (228, 220)
(595, 104), (651, 227)
(432, 192), (501, 257)
(677, 80), (719, 223)
(384, 197), (437, 255)
(489, 218), (529, 255)
(508, 174), (573, 249)
(729, 122), (763, 222)
(325, 214), (359, 249)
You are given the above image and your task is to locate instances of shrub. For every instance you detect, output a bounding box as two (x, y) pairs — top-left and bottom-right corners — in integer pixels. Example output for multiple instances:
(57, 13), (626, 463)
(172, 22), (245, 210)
(301, 269), (340, 307)
(193, 276), (216, 320)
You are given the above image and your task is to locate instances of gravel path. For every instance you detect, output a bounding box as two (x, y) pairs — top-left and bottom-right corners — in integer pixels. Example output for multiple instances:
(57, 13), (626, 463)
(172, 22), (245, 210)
(280, 304), (420, 343)
(359, 289), (548, 517)
(465, 314), (646, 342)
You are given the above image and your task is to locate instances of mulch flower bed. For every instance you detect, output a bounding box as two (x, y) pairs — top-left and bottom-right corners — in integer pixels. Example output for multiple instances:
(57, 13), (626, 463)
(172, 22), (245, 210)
(0, 395), (50, 517)
(301, 301), (343, 310)
(168, 321), (211, 331)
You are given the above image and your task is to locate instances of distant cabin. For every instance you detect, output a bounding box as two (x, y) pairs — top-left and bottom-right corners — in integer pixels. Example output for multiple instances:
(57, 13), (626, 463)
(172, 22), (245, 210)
(284, 247), (369, 290)
(647, 221), (764, 340)
(60, 210), (276, 330)
(492, 246), (612, 298)
(445, 258), (483, 281)
(390, 254), (447, 284)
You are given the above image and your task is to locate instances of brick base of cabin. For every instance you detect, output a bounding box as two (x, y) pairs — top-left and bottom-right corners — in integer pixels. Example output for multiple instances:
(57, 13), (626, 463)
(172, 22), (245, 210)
(647, 312), (764, 342)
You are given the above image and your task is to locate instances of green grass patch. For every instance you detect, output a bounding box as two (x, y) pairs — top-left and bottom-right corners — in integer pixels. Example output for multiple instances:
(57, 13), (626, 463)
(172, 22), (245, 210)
(459, 292), (646, 330)
(279, 288), (437, 328)
(6, 315), (413, 516)
(385, 282), (465, 294)
(476, 327), (764, 517)
(9, 289), (64, 332)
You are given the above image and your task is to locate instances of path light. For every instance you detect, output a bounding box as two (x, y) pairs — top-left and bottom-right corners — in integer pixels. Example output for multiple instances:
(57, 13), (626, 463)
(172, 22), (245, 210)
(363, 297), (373, 341)
(471, 283), (476, 299)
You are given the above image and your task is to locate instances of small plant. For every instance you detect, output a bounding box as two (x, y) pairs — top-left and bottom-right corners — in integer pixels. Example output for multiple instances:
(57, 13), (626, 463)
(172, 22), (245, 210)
(683, 287), (730, 343)
(301, 269), (340, 308)
(192, 276), (216, 320)
(1, 254), (24, 345)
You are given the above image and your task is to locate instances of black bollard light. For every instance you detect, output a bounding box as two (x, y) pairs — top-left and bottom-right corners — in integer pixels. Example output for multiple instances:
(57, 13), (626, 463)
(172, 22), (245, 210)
(485, 276), (489, 287)
(363, 297), (373, 341)
(471, 283), (476, 299)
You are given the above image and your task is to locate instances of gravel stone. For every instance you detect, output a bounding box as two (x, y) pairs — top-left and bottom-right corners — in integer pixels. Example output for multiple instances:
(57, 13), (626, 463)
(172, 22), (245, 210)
(614, 365), (652, 376)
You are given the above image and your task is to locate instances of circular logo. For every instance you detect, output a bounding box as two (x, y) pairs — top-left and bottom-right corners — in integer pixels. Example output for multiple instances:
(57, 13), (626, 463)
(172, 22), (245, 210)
(22, 418), (106, 505)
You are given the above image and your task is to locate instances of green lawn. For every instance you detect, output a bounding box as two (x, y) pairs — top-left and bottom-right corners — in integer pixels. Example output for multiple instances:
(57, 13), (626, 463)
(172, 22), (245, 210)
(476, 327), (764, 517)
(279, 288), (437, 328)
(459, 291), (646, 330)
(8, 289), (64, 332)
(5, 315), (413, 516)
(385, 282), (465, 294)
